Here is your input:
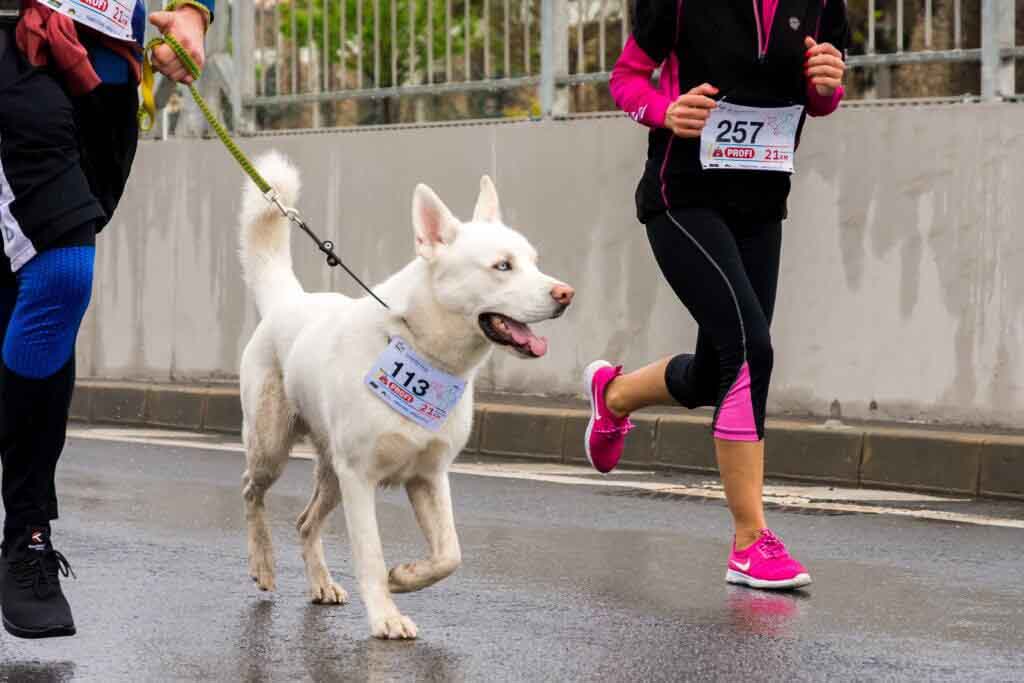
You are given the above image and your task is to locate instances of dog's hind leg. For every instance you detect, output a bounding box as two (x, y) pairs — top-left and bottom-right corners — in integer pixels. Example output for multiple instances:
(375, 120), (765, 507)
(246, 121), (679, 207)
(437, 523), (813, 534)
(241, 368), (297, 592)
(388, 469), (462, 594)
(297, 455), (349, 605)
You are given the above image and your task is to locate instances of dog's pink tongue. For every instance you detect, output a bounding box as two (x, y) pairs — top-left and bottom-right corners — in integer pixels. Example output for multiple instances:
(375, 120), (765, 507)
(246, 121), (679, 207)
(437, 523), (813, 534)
(504, 319), (549, 357)
(528, 336), (548, 357)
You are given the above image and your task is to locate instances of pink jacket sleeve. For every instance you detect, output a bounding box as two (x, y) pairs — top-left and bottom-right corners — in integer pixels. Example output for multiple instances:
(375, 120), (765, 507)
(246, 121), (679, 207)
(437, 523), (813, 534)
(807, 0), (849, 117)
(609, 36), (672, 130)
(806, 84), (845, 117)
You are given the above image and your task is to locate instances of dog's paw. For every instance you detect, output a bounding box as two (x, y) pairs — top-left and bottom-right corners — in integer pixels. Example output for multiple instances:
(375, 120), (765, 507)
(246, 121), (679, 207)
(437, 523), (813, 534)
(370, 614), (419, 640)
(388, 557), (460, 594)
(249, 553), (276, 592)
(311, 579), (349, 605)
(387, 563), (420, 594)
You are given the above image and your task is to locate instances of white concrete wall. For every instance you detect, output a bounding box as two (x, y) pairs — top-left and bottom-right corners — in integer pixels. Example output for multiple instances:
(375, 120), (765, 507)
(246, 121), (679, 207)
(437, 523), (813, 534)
(76, 104), (1024, 429)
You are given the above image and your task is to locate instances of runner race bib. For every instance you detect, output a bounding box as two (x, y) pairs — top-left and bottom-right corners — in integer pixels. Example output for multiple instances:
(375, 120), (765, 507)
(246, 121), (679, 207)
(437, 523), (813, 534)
(42, 0), (137, 42)
(700, 102), (805, 174)
(364, 337), (468, 432)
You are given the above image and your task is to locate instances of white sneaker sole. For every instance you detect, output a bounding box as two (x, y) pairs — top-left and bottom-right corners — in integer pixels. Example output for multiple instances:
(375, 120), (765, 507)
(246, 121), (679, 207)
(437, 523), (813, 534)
(726, 569), (813, 590)
(582, 360), (613, 471)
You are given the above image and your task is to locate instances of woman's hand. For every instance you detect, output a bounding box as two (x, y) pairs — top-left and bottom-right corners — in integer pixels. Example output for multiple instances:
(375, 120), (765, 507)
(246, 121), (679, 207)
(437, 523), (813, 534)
(804, 37), (845, 97)
(664, 83), (719, 138)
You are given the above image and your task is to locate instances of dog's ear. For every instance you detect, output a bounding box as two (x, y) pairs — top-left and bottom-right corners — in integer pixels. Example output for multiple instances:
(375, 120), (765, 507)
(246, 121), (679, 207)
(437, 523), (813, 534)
(472, 175), (502, 224)
(412, 184), (460, 260)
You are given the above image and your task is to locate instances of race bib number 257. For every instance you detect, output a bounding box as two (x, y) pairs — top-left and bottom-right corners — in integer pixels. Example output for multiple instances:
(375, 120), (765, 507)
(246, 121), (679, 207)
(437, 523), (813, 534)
(700, 102), (805, 174)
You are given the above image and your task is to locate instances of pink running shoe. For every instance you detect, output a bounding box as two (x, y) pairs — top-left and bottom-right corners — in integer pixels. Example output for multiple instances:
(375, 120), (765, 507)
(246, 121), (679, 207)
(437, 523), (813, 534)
(726, 529), (812, 590)
(583, 361), (634, 473)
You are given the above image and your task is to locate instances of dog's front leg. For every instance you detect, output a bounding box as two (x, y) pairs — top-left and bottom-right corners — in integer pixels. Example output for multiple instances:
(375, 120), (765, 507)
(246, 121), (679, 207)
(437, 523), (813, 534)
(338, 471), (418, 640)
(389, 471), (462, 594)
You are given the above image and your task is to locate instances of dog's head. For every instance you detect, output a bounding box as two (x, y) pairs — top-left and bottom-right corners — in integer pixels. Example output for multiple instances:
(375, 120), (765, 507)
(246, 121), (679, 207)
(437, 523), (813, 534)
(411, 177), (574, 359)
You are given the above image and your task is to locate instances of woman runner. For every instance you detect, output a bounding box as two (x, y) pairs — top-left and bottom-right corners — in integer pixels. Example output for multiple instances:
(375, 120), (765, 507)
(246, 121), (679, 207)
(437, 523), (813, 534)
(585, 0), (849, 590)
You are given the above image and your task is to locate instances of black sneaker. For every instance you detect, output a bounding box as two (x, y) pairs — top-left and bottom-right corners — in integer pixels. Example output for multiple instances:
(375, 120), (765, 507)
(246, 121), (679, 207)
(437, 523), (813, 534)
(1, 527), (76, 639)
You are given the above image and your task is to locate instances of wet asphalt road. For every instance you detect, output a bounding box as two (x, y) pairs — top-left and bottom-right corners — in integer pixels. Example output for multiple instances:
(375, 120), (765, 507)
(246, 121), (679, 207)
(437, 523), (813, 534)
(1, 433), (1023, 682)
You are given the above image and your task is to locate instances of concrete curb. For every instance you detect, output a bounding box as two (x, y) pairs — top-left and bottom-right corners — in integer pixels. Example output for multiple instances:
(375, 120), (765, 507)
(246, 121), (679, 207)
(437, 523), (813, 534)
(70, 380), (1024, 500)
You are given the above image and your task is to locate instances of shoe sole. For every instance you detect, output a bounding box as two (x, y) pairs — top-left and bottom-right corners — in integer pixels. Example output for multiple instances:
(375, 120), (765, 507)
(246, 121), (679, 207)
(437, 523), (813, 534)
(725, 569), (813, 590)
(583, 360), (614, 472)
(3, 616), (76, 639)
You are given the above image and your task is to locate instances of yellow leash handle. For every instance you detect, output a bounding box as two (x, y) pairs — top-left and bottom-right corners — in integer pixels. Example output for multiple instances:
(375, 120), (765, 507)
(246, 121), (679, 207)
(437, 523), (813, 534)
(138, 38), (160, 133)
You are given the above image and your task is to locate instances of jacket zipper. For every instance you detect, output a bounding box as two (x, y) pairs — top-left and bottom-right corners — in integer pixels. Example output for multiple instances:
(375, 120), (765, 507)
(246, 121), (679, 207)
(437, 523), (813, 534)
(752, 0), (767, 63)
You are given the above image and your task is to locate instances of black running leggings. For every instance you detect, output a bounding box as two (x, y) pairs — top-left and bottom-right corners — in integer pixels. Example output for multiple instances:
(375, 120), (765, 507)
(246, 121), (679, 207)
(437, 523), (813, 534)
(646, 208), (782, 441)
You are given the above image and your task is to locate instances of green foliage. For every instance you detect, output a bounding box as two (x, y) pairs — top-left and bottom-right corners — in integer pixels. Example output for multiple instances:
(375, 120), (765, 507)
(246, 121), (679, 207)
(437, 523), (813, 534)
(277, 0), (537, 88)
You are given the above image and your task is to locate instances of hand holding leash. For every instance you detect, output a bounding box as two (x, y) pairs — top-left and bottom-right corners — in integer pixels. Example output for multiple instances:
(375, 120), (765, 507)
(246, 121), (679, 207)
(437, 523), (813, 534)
(148, 2), (209, 84)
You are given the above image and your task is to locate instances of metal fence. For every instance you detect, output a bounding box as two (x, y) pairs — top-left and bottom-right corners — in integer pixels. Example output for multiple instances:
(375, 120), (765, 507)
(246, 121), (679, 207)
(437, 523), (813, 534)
(848, 0), (1020, 99)
(232, 0), (627, 126)
(162, 0), (1022, 134)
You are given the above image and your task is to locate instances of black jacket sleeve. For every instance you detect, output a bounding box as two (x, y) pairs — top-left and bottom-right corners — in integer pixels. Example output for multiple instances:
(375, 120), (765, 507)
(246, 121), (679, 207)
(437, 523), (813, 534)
(819, 0), (851, 57)
(631, 0), (679, 63)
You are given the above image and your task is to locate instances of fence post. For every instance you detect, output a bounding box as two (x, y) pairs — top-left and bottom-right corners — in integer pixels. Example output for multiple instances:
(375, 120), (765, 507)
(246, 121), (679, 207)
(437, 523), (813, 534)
(540, 0), (569, 118)
(232, 0), (256, 130)
(981, 0), (1015, 100)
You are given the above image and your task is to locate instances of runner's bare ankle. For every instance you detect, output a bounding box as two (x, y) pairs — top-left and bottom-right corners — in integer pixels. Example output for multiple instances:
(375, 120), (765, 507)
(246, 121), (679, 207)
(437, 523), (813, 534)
(604, 378), (630, 419)
(733, 527), (762, 551)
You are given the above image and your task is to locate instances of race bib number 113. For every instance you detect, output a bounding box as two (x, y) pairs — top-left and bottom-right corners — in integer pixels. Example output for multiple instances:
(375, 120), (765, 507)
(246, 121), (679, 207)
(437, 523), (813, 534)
(364, 337), (468, 432)
(700, 102), (805, 174)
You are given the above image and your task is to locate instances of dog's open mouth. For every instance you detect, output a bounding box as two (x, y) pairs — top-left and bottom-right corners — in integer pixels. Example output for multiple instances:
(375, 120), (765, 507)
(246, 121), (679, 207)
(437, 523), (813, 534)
(479, 314), (549, 358)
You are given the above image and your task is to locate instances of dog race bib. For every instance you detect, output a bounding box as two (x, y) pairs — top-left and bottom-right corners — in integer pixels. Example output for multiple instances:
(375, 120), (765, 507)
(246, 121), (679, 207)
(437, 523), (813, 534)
(42, 0), (137, 42)
(700, 102), (805, 174)
(364, 337), (468, 432)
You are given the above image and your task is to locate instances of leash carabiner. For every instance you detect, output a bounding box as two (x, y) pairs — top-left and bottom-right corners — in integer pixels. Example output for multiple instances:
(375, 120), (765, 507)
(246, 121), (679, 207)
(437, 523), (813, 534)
(263, 190), (390, 310)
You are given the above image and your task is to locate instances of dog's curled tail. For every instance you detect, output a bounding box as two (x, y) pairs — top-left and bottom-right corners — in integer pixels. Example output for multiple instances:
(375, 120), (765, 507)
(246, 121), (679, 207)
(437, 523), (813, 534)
(239, 151), (304, 316)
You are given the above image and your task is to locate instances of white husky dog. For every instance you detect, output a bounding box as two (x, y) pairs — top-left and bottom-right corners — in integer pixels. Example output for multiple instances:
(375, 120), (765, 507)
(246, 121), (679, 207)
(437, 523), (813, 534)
(237, 152), (574, 640)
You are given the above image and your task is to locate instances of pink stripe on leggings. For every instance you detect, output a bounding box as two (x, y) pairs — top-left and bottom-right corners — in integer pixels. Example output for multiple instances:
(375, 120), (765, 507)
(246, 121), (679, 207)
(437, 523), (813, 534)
(714, 362), (760, 442)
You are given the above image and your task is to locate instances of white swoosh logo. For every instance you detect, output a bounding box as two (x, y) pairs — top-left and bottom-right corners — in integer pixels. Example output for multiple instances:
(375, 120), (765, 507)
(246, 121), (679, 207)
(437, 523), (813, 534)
(731, 559), (751, 572)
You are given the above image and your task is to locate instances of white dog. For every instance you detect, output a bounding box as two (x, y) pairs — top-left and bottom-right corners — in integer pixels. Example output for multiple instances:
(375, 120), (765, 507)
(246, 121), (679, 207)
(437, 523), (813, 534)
(236, 152), (574, 640)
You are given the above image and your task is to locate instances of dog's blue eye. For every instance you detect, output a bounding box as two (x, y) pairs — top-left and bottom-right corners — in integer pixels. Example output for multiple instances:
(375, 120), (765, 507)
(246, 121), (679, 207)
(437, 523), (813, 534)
(494, 260), (512, 272)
